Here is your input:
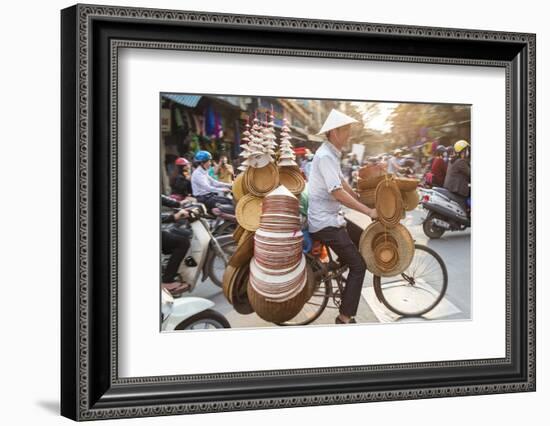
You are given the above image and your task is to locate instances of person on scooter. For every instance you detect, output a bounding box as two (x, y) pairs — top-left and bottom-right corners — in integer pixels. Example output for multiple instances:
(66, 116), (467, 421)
(191, 150), (233, 211)
(443, 140), (470, 211)
(386, 149), (408, 175)
(161, 196), (192, 296)
(170, 157), (193, 201)
(308, 109), (378, 325)
(430, 145), (448, 187)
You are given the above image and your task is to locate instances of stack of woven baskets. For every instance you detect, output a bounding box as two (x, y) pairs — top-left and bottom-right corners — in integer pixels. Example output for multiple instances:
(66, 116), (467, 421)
(357, 165), (420, 277)
(357, 164), (420, 213)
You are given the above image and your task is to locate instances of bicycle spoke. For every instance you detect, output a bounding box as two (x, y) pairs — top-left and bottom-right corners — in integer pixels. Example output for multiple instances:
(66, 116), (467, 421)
(375, 245), (448, 317)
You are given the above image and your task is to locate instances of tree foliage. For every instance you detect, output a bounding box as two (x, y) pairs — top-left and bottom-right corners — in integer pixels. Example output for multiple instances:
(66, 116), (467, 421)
(389, 103), (470, 148)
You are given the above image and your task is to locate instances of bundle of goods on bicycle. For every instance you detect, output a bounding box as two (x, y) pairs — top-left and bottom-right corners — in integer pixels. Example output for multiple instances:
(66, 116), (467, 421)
(224, 112), (308, 320)
(276, 119), (305, 197)
(233, 113), (305, 234)
(356, 164), (420, 212)
(359, 175), (416, 277)
(248, 185), (314, 323)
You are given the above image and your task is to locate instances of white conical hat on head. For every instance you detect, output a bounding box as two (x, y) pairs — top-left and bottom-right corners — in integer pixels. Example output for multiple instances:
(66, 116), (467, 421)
(316, 109), (359, 135)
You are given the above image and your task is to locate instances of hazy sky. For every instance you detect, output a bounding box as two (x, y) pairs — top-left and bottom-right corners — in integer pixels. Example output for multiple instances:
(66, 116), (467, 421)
(352, 102), (398, 134)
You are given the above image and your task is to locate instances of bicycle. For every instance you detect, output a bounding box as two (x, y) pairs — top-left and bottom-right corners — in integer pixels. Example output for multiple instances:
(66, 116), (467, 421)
(277, 242), (448, 326)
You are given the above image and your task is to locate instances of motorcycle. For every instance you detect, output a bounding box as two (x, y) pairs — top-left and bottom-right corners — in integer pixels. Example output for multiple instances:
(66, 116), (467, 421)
(210, 203), (237, 236)
(420, 187), (470, 239)
(162, 203), (237, 290)
(173, 194), (237, 237)
(161, 289), (230, 331)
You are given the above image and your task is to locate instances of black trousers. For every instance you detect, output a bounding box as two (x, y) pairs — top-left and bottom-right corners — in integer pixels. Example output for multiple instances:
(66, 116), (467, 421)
(162, 230), (190, 283)
(310, 220), (366, 317)
(196, 193), (232, 211)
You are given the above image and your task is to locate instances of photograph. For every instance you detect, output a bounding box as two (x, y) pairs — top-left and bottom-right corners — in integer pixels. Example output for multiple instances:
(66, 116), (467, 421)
(159, 94), (472, 331)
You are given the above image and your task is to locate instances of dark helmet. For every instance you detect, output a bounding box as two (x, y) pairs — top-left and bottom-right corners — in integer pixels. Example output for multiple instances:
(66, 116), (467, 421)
(435, 145), (447, 155)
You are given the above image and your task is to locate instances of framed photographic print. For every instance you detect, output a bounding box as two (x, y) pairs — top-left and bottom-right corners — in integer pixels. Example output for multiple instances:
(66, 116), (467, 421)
(61, 4), (536, 421)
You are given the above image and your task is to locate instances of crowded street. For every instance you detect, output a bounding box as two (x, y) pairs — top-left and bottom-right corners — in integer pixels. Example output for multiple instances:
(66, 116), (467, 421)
(188, 205), (471, 327)
(159, 95), (472, 330)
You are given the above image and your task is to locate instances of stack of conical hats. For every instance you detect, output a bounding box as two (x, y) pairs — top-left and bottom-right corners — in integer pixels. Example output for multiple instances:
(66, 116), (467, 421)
(277, 118), (297, 167)
(245, 115), (272, 169)
(359, 174), (416, 276)
(247, 185), (310, 323)
(261, 112), (278, 157)
(234, 111), (280, 232)
(237, 120), (252, 172)
(242, 113), (280, 197)
(277, 117), (305, 196)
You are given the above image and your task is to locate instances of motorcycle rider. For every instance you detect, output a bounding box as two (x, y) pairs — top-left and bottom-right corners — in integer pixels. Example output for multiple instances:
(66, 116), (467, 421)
(443, 140), (471, 211)
(308, 109), (378, 325)
(386, 149), (407, 175)
(191, 150), (233, 211)
(170, 157), (194, 201)
(430, 145), (448, 187)
(161, 195), (192, 296)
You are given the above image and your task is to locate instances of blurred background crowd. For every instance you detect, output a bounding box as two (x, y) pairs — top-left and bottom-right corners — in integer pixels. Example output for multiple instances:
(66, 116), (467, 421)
(160, 94), (470, 195)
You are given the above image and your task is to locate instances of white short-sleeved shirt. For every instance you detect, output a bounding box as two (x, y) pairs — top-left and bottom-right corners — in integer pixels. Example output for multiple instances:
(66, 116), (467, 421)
(307, 141), (346, 233)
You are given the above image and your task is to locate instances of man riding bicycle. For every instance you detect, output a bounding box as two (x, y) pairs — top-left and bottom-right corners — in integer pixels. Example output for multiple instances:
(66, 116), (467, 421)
(308, 109), (377, 325)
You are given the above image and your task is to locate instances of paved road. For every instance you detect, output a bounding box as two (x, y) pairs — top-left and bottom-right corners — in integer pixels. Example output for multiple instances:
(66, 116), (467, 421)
(183, 206), (471, 328)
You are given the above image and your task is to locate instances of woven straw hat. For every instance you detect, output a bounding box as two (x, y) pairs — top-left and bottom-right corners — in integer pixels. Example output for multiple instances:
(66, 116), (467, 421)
(358, 188), (376, 208)
(231, 263), (254, 315)
(358, 164), (385, 180)
(232, 172), (248, 202)
(395, 177), (420, 192)
(222, 264), (239, 302)
(278, 166), (305, 196)
(357, 175), (384, 190)
(239, 229), (254, 246)
(359, 222), (415, 277)
(236, 194), (263, 231)
(247, 152), (272, 169)
(244, 162), (280, 197)
(233, 225), (245, 243)
(401, 189), (420, 211)
(375, 178), (403, 227)
(228, 230), (254, 267)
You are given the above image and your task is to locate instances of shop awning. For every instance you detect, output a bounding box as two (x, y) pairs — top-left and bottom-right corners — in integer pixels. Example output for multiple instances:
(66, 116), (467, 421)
(162, 94), (202, 108)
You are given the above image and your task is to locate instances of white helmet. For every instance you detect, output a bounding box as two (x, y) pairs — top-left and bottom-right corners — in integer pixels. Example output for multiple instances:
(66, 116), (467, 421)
(316, 109), (359, 135)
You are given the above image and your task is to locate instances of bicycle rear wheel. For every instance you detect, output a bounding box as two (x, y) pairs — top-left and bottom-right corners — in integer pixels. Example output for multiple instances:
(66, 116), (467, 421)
(276, 257), (330, 326)
(373, 244), (448, 317)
